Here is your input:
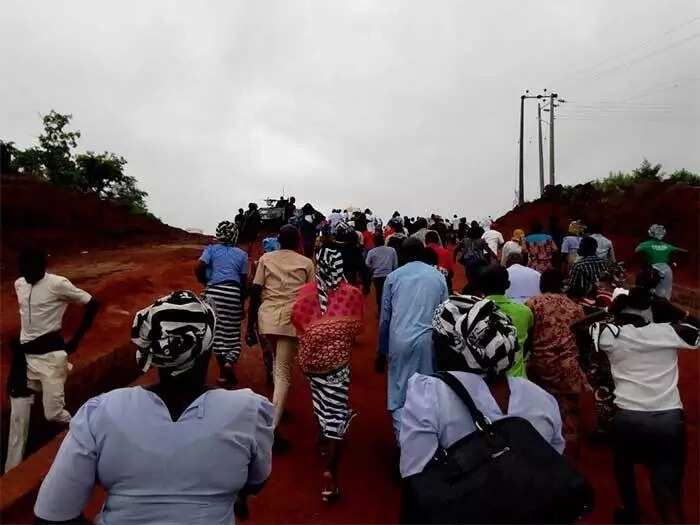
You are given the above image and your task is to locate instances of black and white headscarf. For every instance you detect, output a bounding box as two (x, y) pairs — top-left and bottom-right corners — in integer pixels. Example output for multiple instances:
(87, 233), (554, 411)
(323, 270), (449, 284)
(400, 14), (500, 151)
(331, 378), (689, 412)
(216, 220), (239, 245)
(131, 290), (216, 376)
(315, 247), (345, 314)
(433, 294), (518, 377)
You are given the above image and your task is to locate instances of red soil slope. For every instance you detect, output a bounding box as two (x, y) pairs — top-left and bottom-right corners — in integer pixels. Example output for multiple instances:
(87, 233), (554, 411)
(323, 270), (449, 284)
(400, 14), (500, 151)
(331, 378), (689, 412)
(1, 174), (199, 277)
(492, 180), (700, 287)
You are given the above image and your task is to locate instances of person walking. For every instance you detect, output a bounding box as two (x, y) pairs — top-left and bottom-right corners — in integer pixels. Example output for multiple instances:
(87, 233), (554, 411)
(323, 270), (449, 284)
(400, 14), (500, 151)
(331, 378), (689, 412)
(479, 265), (533, 378)
(400, 294), (564, 478)
(34, 291), (273, 525)
(459, 222), (492, 290)
(635, 224), (687, 300)
(425, 230), (454, 293)
(573, 287), (699, 524)
(505, 253), (541, 304)
(365, 231), (398, 311)
(589, 223), (616, 262)
(523, 221), (558, 273)
(525, 269), (586, 456)
(376, 238), (448, 440)
(247, 225), (315, 450)
(5, 247), (99, 473)
(291, 247), (364, 502)
(500, 228), (525, 266)
(481, 225), (504, 259)
(568, 236), (609, 298)
(196, 221), (248, 386)
(561, 220), (585, 273)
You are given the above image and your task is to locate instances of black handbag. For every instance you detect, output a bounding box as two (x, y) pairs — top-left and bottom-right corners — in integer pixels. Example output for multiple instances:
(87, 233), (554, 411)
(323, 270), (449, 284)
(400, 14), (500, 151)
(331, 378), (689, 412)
(401, 371), (594, 524)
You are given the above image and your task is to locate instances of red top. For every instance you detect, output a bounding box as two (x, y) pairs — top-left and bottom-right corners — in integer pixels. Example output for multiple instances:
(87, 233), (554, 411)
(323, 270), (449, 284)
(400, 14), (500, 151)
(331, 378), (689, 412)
(427, 242), (454, 272)
(291, 282), (365, 374)
(362, 230), (375, 250)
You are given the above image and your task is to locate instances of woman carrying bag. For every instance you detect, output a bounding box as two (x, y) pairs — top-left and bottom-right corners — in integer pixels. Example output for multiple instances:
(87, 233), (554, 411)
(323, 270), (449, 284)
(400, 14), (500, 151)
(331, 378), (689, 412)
(400, 294), (592, 524)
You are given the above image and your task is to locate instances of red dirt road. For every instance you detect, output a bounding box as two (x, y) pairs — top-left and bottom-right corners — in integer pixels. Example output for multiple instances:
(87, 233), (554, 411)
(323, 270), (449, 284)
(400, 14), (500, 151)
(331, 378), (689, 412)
(2, 244), (698, 524)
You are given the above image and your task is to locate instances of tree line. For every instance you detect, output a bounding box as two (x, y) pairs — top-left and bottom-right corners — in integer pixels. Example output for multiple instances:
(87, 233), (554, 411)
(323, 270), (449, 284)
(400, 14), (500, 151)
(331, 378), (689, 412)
(1, 111), (149, 214)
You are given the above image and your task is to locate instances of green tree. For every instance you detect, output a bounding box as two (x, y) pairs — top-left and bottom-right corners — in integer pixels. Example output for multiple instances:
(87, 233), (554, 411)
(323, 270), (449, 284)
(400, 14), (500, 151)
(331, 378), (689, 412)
(667, 168), (700, 187)
(75, 151), (149, 212)
(37, 110), (81, 186)
(632, 158), (663, 181)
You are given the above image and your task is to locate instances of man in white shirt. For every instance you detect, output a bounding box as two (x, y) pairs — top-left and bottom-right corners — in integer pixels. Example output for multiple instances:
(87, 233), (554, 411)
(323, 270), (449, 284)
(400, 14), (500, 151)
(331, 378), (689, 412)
(482, 227), (505, 258)
(573, 287), (698, 524)
(5, 247), (99, 472)
(505, 253), (541, 304)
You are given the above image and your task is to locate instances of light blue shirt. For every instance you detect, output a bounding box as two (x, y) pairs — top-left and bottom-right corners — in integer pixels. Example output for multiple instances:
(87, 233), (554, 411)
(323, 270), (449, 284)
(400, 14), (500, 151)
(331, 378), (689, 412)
(366, 246), (399, 278)
(199, 244), (248, 286)
(379, 261), (448, 411)
(399, 372), (565, 477)
(34, 387), (274, 525)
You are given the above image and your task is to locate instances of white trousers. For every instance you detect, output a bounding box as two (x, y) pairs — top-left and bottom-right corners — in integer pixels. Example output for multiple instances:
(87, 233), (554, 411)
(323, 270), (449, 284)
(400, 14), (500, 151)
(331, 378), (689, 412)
(4, 351), (71, 473)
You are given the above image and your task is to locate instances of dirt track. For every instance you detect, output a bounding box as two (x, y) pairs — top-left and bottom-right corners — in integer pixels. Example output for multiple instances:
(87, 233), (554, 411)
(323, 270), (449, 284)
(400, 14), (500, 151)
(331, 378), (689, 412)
(1, 242), (698, 524)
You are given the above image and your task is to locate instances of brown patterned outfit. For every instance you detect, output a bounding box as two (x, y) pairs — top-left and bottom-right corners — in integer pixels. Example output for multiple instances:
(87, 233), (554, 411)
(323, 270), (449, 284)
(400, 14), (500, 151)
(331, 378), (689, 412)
(526, 293), (586, 451)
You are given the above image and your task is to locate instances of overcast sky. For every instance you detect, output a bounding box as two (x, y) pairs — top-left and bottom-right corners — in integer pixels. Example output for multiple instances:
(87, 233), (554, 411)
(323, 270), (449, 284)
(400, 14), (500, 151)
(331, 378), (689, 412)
(2, 0), (699, 232)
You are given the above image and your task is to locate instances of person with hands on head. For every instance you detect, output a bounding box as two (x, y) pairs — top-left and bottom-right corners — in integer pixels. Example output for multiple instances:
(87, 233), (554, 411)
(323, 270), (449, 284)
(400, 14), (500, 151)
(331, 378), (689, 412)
(33, 290), (273, 525)
(5, 247), (99, 473)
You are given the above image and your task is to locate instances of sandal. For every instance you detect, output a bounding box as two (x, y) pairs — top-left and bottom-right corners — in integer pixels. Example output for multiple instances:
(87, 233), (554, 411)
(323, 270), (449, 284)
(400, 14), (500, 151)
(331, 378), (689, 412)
(321, 472), (340, 503)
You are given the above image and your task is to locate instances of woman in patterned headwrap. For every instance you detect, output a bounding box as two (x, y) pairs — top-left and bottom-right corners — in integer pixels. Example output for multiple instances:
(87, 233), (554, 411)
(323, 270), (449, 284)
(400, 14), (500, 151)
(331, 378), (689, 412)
(635, 224), (687, 300)
(291, 246), (364, 502)
(399, 295), (565, 479)
(34, 291), (274, 525)
(196, 220), (248, 385)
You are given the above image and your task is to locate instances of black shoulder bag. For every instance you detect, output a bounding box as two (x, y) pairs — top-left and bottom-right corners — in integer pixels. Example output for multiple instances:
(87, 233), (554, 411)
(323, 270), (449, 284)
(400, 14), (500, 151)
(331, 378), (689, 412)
(401, 371), (594, 524)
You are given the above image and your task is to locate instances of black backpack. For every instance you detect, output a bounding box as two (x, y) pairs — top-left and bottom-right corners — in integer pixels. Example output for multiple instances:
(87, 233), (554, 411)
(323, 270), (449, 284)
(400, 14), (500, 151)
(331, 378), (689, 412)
(401, 372), (594, 524)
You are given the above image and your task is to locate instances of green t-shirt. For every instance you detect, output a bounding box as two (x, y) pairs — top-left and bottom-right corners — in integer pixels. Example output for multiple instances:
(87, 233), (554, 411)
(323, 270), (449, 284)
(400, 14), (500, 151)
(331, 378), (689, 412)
(635, 240), (677, 265)
(486, 294), (534, 378)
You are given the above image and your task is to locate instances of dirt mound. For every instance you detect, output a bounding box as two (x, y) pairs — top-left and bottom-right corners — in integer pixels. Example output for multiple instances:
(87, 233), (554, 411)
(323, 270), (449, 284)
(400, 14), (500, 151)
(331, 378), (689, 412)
(493, 180), (700, 286)
(1, 175), (203, 278)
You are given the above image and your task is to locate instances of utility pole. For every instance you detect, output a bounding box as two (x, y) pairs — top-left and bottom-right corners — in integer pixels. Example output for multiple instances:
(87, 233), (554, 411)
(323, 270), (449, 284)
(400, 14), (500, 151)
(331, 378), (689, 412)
(537, 102), (545, 196)
(518, 94), (525, 205)
(549, 92), (558, 186)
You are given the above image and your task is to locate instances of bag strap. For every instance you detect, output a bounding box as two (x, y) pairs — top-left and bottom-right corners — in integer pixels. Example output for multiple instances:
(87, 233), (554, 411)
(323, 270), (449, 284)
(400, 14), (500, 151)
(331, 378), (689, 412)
(433, 371), (492, 431)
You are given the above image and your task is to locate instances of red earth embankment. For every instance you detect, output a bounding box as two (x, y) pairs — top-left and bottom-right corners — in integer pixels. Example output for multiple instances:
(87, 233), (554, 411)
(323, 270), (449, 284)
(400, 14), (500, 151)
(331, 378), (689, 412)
(1, 174), (201, 276)
(492, 180), (700, 288)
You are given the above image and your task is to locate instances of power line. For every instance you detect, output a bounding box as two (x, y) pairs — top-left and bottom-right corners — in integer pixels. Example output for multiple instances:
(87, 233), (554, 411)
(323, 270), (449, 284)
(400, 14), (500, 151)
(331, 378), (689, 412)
(550, 15), (700, 86)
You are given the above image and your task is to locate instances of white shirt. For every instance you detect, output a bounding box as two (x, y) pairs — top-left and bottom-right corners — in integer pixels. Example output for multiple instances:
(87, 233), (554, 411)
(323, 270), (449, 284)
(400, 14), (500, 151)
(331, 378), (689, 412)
(482, 229), (504, 255)
(400, 372), (564, 477)
(596, 322), (699, 411)
(506, 264), (541, 304)
(501, 240), (523, 266)
(35, 387), (274, 525)
(15, 273), (92, 343)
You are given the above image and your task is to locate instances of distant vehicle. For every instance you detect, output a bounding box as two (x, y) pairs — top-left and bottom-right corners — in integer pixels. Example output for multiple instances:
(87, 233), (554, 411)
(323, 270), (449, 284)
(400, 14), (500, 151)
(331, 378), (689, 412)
(259, 197), (286, 228)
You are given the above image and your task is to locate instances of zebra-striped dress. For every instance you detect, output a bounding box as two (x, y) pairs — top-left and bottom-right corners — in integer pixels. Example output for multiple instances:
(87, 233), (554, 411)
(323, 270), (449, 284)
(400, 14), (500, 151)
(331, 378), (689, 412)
(204, 281), (243, 364)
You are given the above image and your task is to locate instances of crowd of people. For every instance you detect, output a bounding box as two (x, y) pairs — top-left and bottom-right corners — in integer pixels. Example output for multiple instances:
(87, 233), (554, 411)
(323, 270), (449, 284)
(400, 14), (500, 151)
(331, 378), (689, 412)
(5, 203), (698, 524)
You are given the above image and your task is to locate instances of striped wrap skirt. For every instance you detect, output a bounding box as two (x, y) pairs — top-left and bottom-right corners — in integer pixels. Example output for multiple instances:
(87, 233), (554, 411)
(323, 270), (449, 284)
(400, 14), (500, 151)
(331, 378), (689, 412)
(308, 365), (355, 441)
(204, 281), (243, 364)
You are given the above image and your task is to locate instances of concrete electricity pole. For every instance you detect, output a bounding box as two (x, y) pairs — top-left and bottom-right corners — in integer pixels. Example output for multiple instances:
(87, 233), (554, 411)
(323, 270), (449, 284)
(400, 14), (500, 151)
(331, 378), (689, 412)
(518, 94), (525, 205)
(537, 101), (545, 196)
(549, 92), (558, 186)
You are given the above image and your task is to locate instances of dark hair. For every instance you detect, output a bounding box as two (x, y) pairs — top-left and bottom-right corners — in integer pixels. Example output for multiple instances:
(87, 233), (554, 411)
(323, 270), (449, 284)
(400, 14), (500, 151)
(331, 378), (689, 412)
(278, 225), (300, 250)
(578, 235), (598, 257)
(423, 246), (439, 266)
(530, 221), (543, 234)
(401, 237), (425, 263)
(415, 217), (428, 230)
(540, 269), (564, 293)
(505, 252), (523, 267)
(478, 266), (510, 296)
(636, 266), (662, 290)
(373, 231), (385, 246)
(610, 286), (653, 324)
(425, 230), (440, 245)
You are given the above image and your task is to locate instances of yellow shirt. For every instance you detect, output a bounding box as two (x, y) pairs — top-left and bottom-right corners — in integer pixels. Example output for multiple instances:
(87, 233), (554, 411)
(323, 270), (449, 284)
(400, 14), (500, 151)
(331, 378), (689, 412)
(253, 250), (314, 337)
